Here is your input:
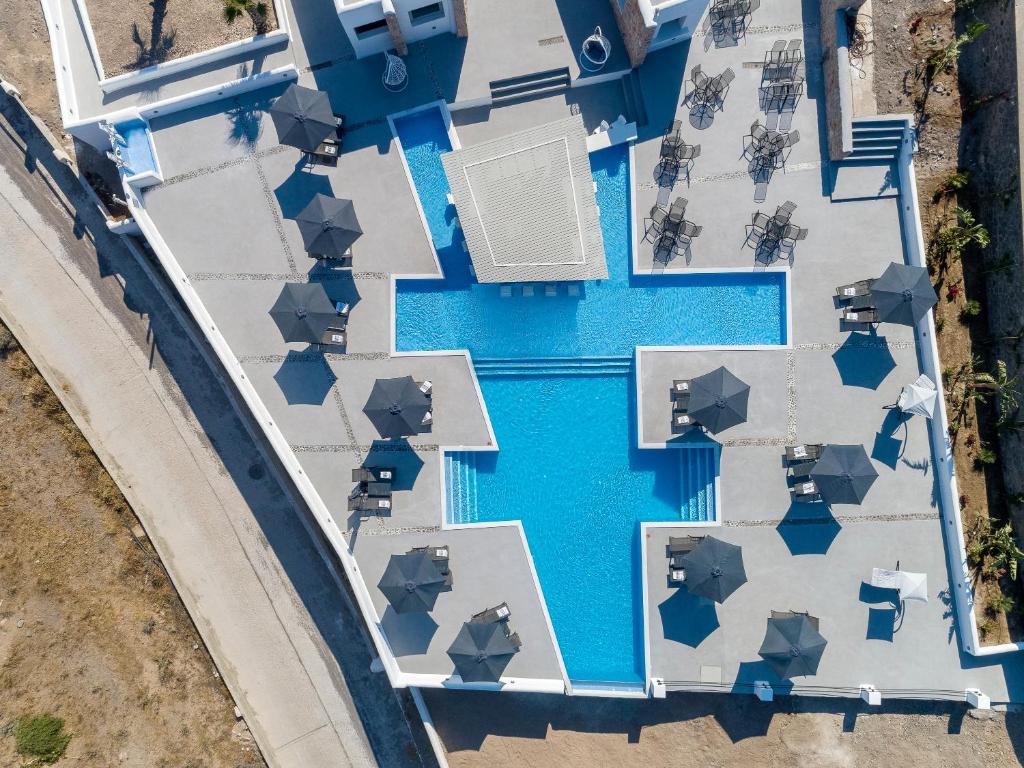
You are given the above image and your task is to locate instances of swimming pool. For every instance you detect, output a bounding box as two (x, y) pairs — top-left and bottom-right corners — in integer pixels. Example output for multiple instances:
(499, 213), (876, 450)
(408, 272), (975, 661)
(392, 107), (785, 683)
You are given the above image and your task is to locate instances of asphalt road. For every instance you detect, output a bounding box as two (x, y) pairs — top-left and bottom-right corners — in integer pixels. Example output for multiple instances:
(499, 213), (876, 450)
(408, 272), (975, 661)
(0, 90), (434, 768)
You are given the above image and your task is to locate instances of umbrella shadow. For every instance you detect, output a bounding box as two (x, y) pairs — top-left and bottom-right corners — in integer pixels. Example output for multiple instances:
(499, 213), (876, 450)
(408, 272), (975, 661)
(872, 407), (910, 469)
(310, 274), (361, 309)
(732, 659), (795, 696)
(273, 161), (335, 219)
(274, 352), (336, 405)
(381, 606), (439, 657)
(362, 439), (425, 491)
(776, 502), (842, 555)
(658, 587), (720, 648)
(859, 582), (900, 641)
(831, 331), (896, 389)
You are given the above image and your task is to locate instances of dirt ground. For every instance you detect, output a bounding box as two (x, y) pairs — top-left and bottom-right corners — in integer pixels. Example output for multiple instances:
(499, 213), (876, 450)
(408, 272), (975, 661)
(0, 0), (64, 143)
(84, 0), (279, 78)
(867, 0), (1021, 642)
(0, 325), (265, 768)
(428, 690), (1024, 768)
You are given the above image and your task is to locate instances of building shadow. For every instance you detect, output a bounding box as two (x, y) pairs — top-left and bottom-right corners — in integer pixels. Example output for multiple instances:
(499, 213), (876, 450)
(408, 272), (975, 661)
(634, 43), (689, 143)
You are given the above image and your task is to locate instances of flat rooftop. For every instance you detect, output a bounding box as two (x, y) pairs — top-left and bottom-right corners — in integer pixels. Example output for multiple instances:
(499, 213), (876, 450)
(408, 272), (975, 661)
(442, 115), (607, 283)
(88, 0), (1024, 702)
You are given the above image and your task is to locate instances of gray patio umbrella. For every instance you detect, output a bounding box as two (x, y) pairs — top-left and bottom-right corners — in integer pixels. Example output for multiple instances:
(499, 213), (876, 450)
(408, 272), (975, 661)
(269, 282), (338, 344)
(869, 262), (937, 326)
(378, 551), (446, 614)
(269, 83), (337, 152)
(447, 621), (519, 683)
(363, 376), (431, 438)
(687, 366), (750, 434)
(297, 194), (362, 257)
(681, 536), (747, 603)
(758, 613), (827, 678)
(810, 444), (878, 505)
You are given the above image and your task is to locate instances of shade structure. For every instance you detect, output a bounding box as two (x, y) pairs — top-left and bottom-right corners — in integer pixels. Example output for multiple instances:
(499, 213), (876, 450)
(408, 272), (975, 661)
(687, 366), (750, 434)
(269, 282), (338, 344)
(810, 444), (878, 505)
(377, 551), (446, 614)
(870, 262), (937, 326)
(363, 376), (431, 438)
(681, 536), (747, 603)
(898, 571), (928, 603)
(897, 373), (938, 418)
(269, 83), (337, 152)
(758, 613), (827, 678)
(447, 621), (519, 683)
(297, 194), (362, 257)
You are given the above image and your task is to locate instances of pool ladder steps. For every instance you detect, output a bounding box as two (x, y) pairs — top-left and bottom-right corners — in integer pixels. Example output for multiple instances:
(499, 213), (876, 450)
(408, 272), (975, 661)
(473, 356), (632, 377)
(679, 445), (717, 522)
(446, 451), (479, 524)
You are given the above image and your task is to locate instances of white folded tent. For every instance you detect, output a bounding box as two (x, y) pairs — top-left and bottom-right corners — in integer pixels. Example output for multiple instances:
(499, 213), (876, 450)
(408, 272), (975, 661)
(897, 374), (938, 418)
(871, 568), (928, 603)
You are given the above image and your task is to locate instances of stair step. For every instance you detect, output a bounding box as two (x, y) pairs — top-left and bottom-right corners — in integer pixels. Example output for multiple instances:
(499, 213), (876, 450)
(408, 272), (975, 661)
(490, 73), (571, 99)
(489, 67), (571, 91)
(679, 446), (717, 522)
(851, 117), (908, 130)
(841, 152), (899, 163)
(852, 137), (902, 150)
(490, 81), (570, 106)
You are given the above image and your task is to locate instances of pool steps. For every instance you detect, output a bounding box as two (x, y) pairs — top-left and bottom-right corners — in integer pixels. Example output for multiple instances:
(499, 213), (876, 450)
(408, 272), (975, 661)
(679, 445), (717, 522)
(473, 356), (633, 377)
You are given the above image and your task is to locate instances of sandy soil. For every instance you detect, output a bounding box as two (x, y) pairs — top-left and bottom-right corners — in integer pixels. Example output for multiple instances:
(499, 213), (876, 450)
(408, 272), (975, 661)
(0, 326), (265, 768)
(0, 0), (64, 142)
(428, 690), (1024, 768)
(84, 0), (279, 78)
(868, 0), (1020, 643)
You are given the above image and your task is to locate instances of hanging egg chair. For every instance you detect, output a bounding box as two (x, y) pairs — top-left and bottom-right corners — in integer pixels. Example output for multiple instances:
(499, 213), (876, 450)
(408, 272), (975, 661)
(580, 26), (611, 72)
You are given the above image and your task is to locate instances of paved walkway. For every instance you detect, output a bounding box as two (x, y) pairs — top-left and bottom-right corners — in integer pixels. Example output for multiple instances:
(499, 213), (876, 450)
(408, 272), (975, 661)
(0, 91), (432, 768)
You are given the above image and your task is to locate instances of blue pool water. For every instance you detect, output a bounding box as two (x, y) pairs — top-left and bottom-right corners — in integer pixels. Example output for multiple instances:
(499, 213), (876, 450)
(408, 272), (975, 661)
(392, 108), (785, 683)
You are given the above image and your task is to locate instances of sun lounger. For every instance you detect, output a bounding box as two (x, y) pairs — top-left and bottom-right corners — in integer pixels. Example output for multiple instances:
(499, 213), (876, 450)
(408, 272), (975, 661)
(352, 466), (395, 483)
(668, 535), (704, 556)
(844, 309), (880, 324)
(471, 602), (511, 625)
(365, 481), (392, 498)
(421, 411), (433, 426)
(792, 480), (819, 500)
(320, 327), (346, 347)
(835, 279), (875, 300)
(671, 379), (691, 400)
(348, 494), (392, 512)
(507, 631), (523, 649)
(790, 460), (817, 480)
(411, 544), (452, 584)
(785, 444), (823, 464)
(418, 380), (433, 396)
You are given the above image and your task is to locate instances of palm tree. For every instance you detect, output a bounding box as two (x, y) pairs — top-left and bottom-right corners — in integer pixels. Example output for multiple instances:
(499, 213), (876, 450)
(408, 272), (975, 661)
(968, 523), (1024, 580)
(935, 206), (990, 263)
(928, 21), (987, 75)
(973, 360), (1020, 427)
(223, 0), (269, 34)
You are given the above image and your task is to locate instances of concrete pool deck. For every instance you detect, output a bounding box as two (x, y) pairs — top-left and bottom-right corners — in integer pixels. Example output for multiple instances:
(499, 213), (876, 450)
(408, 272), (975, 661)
(83, 0), (1024, 703)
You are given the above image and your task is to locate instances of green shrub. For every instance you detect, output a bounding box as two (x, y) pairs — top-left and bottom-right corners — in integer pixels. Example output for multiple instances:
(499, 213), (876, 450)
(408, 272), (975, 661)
(15, 714), (71, 764)
(975, 445), (998, 466)
(989, 593), (1015, 615)
(960, 299), (982, 320)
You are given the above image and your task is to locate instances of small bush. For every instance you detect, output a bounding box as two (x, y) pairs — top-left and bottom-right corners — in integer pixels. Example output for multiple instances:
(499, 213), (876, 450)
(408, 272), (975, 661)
(0, 324), (17, 355)
(960, 299), (982, 319)
(15, 714), (71, 764)
(976, 445), (998, 466)
(989, 593), (1015, 615)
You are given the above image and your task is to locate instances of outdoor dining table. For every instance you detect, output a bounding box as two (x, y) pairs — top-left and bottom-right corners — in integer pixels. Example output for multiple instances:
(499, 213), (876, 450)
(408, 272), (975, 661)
(711, 0), (750, 19)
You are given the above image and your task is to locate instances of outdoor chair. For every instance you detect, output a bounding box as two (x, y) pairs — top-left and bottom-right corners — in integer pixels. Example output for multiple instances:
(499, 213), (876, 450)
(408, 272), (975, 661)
(678, 221), (702, 243)
(418, 380), (433, 396)
(645, 207), (668, 242)
(411, 544), (453, 585)
(507, 631), (523, 650)
(750, 121), (768, 143)
(785, 444), (824, 464)
(771, 610), (819, 631)
(750, 211), (771, 234)
(472, 602), (511, 625)
(421, 410), (433, 427)
(668, 197), (688, 223)
(786, 39), (803, 55)
(836, 279), (875, 300)
(844, 309), (880, 324)
(352, 466), (396, 484)
(782, 224), (808, 245)
(783, 129), (801, 148)
(712, 68), (736, 95)
(776, 200), (797, 221)
(691, 64), (709, 90)
(677, 143), (701, 162)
